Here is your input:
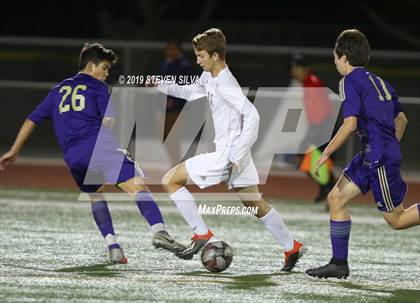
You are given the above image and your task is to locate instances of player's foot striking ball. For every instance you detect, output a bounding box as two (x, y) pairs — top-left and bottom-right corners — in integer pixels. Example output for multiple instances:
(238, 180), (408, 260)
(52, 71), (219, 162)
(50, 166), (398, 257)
(201, 240), (233, 272)
(175, 230), (214, 260)
(306, 259), (349, 279)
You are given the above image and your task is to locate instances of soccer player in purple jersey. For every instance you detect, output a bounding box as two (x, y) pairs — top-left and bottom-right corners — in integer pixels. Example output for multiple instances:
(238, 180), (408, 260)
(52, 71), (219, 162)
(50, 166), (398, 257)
(306, 29), (420, 279)
(0, 43), (185, 264)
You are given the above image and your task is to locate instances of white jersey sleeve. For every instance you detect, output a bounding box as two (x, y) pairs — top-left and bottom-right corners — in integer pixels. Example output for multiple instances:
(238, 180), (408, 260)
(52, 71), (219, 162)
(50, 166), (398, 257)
(155, 72), (207, 102)
(219, 85), (260, 165)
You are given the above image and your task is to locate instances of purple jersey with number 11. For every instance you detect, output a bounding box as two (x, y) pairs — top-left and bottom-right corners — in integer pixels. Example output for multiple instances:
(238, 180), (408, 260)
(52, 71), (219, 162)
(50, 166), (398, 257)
(339, 67), (404, 165)
(340, 67), (407, 212)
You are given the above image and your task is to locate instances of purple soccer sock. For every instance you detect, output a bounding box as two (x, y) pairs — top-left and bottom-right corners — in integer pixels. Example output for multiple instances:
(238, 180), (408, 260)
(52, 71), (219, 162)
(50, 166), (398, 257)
(135, 191), (164, 226)
(91, 201), (120, 249)
(330, 220), (351, 262)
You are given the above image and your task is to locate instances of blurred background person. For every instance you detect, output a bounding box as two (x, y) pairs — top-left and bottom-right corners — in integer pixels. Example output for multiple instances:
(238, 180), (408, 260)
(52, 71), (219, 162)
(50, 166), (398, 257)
(289, 54), (337, 203)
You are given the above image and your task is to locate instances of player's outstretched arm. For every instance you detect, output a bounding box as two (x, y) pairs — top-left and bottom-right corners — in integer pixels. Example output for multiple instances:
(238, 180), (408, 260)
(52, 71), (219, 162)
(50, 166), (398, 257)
(154, 73), (206, 102)
(394, 112), (408, 142)
(155, 82), (205, 101)
(0, 119), (36, 170)
(314, 116), (357, 176)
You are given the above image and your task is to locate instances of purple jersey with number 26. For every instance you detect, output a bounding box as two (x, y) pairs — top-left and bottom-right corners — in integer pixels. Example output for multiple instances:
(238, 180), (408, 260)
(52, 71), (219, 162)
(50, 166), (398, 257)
(28, 73), (115, 163)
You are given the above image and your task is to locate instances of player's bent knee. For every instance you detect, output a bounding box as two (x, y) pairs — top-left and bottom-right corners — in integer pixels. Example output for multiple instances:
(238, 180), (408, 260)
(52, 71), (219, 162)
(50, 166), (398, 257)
(89, 190), (106, 203)
(327, 191), (338, 205)
(388, 221), (404, 230)
(327, 190), (345, 209)
(386, 217), (404, 230)
(131, 183), (147, 193)
(161, 164), (188, 193)
(118, 177), (148, 198)
(161, 172), (174, 191)
(161, 172), (171, 186)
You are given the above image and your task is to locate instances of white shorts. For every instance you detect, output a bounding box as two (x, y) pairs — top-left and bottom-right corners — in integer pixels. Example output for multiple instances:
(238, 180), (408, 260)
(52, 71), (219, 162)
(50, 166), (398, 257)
(185, 148), (259, 189)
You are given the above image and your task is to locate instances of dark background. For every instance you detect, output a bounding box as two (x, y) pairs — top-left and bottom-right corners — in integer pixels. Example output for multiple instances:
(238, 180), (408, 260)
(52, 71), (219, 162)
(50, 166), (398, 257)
(2, 0), (420, 50)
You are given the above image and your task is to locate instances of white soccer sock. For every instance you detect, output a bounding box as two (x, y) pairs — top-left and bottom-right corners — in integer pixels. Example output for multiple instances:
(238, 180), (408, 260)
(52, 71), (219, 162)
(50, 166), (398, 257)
(104, 234), (118, 246)
(169, 187), (209, 235)
(260, 207), (294, 251)
(150, 223), (165, 234)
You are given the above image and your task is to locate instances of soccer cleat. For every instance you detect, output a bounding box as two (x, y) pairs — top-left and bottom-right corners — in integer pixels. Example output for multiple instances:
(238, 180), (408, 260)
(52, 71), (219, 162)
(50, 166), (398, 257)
(109, 247), (128, 264)
(281, 240), (305, 271)
(175, 230), (214, 260)
(152, 230), (187, 253)
(306, 259), (350, 279)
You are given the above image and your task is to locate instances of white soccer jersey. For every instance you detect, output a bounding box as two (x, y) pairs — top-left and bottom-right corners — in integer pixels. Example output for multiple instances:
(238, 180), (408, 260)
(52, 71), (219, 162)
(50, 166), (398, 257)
(156, 66), (260, 166)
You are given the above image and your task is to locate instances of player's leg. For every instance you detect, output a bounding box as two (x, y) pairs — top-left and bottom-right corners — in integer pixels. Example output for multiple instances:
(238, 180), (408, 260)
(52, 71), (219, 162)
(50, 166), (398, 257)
(234, 185), (305, 271)
(381, 203), (420, 230)
(117, 176), (163, 232)
(327, 175), (361, 260)
(69, 163), (127, 263)
(234, 185), (292, 248)
(89, 187), (128, 264)
(117, 175), (186, 253)
(370, 162), (420, 230)
(306, 174), (361, 278)
(162, 162), (213, 259)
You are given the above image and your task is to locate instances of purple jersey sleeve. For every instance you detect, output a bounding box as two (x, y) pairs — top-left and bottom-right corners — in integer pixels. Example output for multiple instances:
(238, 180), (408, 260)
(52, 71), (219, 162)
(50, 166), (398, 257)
(340, 76), (361, 118)
(27, 91), (54, 125)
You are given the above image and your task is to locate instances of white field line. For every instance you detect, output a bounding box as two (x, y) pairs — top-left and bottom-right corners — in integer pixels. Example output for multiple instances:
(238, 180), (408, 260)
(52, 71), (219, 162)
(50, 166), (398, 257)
(0, 198), (385, 224)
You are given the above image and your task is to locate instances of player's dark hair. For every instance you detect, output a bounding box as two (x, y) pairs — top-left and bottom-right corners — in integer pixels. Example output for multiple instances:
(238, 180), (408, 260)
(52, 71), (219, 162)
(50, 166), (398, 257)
(192, 28), (226, 60)
(335, 29), (370, 67)
(79, 43), (118, 70)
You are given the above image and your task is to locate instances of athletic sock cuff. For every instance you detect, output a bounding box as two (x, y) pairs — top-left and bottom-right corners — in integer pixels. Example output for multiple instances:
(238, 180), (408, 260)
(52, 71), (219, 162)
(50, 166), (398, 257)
(330, 220), (351, 237)
(135, 191), (153, 201)
(169, 186), (194, 202)
(259, 207), (275, 223)
(91, 200), (107, 210)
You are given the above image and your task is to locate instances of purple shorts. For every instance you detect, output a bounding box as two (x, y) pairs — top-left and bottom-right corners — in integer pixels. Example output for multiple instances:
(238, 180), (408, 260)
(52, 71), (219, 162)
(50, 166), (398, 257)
(343, 153), (407, 212)
(66, 141), (143, 193)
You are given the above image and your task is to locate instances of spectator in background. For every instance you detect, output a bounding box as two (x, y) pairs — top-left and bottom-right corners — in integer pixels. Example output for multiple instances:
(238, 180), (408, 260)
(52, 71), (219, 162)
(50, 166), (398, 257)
(156, 39), (198, 165)
(290, 54), (337, 203)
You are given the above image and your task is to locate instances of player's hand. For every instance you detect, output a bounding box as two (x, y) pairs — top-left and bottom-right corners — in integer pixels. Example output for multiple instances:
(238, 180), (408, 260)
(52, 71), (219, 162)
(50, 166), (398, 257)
(314, 152), (329, 177)
(0, 150), (17, 170)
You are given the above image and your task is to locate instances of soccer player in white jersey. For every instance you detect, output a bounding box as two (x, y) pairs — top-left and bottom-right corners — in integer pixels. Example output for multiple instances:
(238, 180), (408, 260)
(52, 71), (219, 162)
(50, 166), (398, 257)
(156, 28), (305, 271)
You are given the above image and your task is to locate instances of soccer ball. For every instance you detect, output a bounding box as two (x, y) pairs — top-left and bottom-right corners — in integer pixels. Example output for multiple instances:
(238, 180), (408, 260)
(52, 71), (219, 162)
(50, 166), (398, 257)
(201, 240), (233, 272)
